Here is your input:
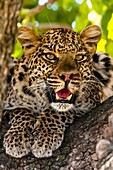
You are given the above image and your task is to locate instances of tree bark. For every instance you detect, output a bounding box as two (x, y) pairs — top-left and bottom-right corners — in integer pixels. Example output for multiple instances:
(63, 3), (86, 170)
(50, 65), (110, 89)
(1, 96), (113, 170)
(0, 0), (22, 123)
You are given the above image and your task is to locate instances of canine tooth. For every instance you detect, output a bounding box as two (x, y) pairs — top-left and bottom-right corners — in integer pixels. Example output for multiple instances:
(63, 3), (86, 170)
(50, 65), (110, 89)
(67, 94), (72, 100)
(56, 93), (60, 100)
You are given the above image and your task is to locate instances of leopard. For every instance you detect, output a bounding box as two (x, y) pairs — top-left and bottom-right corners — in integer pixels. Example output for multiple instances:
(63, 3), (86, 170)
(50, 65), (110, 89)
(3, 25), (113, 158)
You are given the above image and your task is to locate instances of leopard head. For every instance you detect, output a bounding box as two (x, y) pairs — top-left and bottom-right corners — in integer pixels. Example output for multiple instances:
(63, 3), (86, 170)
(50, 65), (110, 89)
(18, 25), (101, 112)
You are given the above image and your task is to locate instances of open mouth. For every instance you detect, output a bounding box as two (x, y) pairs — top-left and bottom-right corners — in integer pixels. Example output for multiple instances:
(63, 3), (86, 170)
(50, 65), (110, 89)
(49, 88), (76, 103)
(56, 88), (72, 101)
(48, 88), (76, 112)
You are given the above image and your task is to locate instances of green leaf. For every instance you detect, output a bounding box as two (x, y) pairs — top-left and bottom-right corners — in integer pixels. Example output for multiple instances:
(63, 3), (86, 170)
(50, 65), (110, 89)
(12, 40), (23, 59)
(105, 39), (113, 57)
(101, 9), (112, 38)
(107, 14), (113, 40)
(74, 1), (89, 32)
(97, 38), (107, 52)
(102, 0), (113, 7)
(90, 0), (103, 14)
(23, 0), (38, 8)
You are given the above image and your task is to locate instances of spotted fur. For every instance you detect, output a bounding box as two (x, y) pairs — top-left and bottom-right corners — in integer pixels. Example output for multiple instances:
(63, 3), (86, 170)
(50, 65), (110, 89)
(3, 25), (113, 158)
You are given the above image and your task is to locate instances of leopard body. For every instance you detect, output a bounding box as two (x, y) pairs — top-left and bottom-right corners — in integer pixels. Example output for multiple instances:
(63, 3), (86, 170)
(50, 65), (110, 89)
(3, 25), (113, 158)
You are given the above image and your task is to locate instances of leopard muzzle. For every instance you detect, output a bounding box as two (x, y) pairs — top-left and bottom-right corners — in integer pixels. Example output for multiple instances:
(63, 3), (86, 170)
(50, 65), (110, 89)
(47, 73), (80, 112)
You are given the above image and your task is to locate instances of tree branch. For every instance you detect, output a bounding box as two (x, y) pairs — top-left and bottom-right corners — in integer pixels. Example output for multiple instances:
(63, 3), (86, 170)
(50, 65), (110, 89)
(96, 113), (113, 170)
(27, 0), (57, 17)
(1, 96), (113, 169)
(37, 23), (71, 31)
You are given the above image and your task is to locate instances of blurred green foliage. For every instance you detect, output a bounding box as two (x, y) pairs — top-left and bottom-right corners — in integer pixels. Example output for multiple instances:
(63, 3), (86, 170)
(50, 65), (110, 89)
(13, 0), (113, 58)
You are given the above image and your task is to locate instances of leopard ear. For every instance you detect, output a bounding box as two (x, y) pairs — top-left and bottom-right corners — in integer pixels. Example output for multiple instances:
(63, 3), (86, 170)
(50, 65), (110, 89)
(17, 27), (42, 55)
(80, 25), (102, 54)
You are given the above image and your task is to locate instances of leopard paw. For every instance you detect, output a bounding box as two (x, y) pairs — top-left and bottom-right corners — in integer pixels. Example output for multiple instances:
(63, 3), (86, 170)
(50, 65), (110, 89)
(3, 108), (36, 158)
(31, 115), (64, 158)
(3, 126), (31, 158)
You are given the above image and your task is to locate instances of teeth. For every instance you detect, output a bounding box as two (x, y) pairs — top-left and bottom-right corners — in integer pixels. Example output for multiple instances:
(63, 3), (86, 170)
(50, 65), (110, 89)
(56, 93), (60, 100)
(66, 94), (72, 100)
(55, 93), (73, 100)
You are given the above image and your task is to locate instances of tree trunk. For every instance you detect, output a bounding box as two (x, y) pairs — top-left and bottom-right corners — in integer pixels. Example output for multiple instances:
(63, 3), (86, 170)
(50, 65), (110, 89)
(0, 96), (113, 170)
(0, 0), (22, 123)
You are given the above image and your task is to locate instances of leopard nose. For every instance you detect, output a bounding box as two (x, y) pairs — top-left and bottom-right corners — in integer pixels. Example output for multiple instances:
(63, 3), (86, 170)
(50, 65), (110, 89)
(59, 73), (71, 81)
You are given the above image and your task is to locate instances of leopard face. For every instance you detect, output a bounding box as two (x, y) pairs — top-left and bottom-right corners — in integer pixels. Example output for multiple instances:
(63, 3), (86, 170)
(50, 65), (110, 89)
(15, 25), (102, 112)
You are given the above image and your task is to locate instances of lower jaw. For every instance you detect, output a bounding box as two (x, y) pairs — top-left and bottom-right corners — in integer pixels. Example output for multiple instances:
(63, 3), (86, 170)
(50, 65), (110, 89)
(50, 102), (74, 112)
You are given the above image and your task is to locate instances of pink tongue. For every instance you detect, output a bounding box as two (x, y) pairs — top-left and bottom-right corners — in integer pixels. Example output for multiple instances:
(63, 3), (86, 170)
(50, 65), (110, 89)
(56, 89), (71, 99)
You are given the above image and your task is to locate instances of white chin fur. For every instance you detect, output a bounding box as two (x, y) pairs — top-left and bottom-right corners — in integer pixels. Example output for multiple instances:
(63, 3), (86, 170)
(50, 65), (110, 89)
(51, 102), (73, 112)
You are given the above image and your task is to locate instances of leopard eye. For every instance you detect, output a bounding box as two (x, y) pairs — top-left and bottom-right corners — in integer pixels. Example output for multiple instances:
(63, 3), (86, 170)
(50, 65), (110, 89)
(46, 53), (56, 60)
(42, 53), (58, 63)
(76, 54), (84, 61)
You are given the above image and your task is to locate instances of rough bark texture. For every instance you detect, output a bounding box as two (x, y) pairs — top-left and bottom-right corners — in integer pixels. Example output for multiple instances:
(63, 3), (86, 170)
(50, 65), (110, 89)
(0, 0), (22, 122)
(1, 96), (113, 170)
